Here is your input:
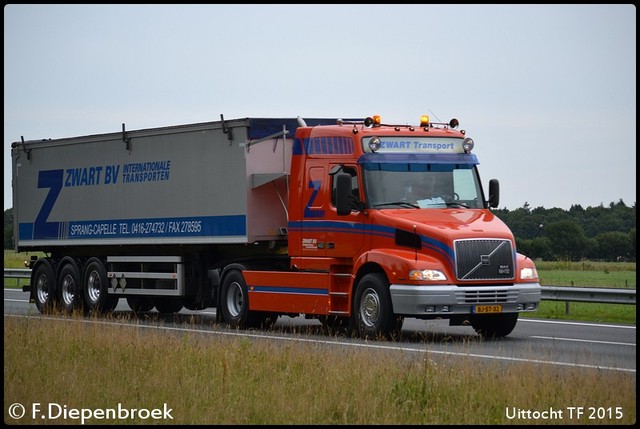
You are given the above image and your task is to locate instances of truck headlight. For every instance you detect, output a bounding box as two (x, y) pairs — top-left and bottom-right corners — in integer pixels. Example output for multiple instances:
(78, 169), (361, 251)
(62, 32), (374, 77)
(409, 269), (447, 281)
(520, 267), (538, 280)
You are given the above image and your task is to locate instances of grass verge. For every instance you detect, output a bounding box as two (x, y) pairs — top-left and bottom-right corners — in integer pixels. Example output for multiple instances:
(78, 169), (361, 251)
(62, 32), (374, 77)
(4, 315), (636, 425)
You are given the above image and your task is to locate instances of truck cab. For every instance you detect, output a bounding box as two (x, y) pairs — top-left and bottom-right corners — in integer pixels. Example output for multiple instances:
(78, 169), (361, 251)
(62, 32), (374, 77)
(278, 115), (541, 338)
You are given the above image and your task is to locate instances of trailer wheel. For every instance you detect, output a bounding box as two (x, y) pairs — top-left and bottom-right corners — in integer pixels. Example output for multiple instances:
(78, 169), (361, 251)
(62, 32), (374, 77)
(353, 273), (403, 339)
(57, 260), (84, 314)
(470, 313), (518, 338)
(83, 258), (118, 314)
(126, 296), (155, 313)
(220, 270), (256, 329)
(33, 261), (57, 314)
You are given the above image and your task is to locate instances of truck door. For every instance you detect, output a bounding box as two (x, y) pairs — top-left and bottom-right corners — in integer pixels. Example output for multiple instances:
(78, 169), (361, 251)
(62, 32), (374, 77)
(325, 164), (366, 259)
(300, 165), (327, 257)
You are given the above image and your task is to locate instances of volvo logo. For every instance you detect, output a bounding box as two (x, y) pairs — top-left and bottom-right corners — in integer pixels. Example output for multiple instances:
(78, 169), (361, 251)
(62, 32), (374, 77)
(480, 255), (490, 265)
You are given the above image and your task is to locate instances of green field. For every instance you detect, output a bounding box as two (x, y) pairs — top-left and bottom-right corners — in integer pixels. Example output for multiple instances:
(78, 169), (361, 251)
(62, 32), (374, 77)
(535, 260), (636, 288)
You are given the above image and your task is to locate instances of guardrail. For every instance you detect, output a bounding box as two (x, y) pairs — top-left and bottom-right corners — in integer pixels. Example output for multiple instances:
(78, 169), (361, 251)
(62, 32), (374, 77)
(541, 286), (636, 305)
(4, 268), (31, 279)
(3, 268), (637, 305)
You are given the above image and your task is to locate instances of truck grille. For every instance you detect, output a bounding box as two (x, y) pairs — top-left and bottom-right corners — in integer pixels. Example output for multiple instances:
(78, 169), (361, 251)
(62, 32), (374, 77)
(454, 239), (515, 281)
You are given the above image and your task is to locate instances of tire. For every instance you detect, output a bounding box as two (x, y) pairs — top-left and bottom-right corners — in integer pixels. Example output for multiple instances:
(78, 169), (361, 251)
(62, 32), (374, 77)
(32, 261), (57, 314)
(126, 296), (155, 313)
(219, 270), (258, 329)
(353, 273), (403, 340)
(83, 258), (118, 314)
(154, 297), (183, 314)
(57, 260), (84, 314)
(470, 313), (519, 338)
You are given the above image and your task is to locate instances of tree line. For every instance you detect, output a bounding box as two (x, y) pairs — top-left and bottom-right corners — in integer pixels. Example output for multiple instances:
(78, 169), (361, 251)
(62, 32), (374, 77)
(492, 200), (635, 262)
(4, 200), (637, 262)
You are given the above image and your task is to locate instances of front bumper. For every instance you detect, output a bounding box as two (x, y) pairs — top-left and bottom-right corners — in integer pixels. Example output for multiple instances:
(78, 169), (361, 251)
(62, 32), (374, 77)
(390, 283), (541, 316)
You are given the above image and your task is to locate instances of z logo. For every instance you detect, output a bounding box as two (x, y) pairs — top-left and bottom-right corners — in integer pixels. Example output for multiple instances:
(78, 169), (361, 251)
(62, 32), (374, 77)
(304, 180), (324, 218)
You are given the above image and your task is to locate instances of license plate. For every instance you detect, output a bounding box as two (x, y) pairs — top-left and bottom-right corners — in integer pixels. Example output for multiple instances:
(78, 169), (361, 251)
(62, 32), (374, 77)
(473, 305), (502, 314)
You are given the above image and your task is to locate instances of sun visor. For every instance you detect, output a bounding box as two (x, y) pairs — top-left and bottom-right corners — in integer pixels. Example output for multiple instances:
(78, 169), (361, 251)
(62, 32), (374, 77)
(358, 152), (478, 166)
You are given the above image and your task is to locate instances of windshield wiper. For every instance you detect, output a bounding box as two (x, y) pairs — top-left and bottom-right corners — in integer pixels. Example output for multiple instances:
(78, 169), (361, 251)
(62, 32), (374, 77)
(445, 201), (470, 208)
(373, 201), (419, 209)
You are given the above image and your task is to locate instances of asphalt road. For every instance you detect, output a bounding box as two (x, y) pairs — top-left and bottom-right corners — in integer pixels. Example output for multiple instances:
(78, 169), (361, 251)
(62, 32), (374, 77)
(4, 288), (636, 374)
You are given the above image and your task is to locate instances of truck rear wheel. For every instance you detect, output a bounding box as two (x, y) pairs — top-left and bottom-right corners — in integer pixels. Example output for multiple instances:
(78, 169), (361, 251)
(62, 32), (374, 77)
(32, 261), (57, 314)
(220, 270), (259, 329)
(83, 258), (118, 314)
(57, 260), (84, 314)
(470, 313), (519, 338)
(353, 273), (403, 339)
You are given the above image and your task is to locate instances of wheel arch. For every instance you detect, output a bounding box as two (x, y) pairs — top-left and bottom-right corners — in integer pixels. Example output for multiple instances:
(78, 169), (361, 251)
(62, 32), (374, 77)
(353, 262), (388, 296)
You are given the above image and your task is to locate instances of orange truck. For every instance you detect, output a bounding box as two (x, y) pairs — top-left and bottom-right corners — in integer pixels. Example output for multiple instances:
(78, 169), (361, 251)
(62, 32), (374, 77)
(11, 114), (541, 338)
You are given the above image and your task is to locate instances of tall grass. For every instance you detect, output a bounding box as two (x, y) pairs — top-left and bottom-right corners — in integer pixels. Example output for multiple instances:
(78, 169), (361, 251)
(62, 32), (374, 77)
(4, 315), (636, 425)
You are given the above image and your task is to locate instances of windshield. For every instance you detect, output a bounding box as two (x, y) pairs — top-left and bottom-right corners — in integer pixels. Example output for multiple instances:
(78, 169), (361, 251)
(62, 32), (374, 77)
(362, 163), (485, 209)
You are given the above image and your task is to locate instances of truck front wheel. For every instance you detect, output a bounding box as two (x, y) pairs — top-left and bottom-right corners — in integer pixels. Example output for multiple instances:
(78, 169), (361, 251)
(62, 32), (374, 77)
(353, 273), (403, 339)
(470, 313), (519, 338)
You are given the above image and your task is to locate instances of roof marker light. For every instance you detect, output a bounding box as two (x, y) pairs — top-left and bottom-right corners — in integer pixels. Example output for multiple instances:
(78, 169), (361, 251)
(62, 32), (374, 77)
(420, 115), (430, 126)
(364, 115), (381, 128)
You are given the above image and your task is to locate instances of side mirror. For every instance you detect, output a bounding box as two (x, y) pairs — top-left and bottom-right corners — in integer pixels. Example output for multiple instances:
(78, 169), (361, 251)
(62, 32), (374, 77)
(335, 173), (352, 216)
(488, 179), (500, 208)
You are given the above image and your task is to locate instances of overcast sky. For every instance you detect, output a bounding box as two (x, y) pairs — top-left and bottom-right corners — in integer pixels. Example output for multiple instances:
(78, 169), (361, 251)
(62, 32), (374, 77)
(4, 4), (636, 212)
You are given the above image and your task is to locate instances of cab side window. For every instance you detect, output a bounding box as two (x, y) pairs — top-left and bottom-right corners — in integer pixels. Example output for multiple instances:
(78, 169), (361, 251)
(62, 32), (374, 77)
(331, 166), (360, 208)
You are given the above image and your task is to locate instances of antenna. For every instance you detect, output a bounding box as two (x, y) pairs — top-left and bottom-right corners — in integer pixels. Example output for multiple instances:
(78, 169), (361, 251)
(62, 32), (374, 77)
(428, 109), (442, 123)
